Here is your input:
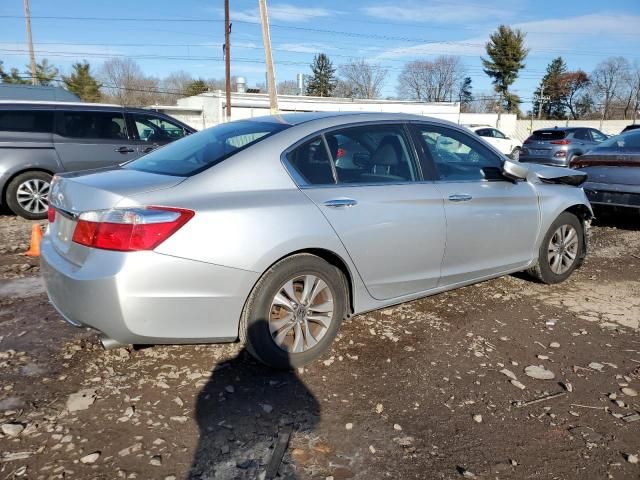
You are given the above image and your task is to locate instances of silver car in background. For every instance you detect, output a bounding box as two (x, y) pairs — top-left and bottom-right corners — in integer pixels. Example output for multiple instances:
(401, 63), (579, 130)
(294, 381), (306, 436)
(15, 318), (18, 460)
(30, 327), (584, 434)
(41, 112), (593, 369)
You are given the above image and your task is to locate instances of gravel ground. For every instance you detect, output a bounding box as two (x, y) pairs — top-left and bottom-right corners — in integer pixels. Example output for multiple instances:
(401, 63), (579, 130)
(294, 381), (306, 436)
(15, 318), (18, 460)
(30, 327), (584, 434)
(0, 211), (639, 480)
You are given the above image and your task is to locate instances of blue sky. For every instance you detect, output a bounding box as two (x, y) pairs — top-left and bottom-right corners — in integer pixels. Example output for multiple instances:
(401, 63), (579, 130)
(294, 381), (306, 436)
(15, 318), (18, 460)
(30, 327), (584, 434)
(1, 0), (639, 111)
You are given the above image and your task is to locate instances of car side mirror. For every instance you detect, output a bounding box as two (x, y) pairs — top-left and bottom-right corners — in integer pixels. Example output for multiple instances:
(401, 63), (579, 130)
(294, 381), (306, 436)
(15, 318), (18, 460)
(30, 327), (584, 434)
(502, 160), (528, 181)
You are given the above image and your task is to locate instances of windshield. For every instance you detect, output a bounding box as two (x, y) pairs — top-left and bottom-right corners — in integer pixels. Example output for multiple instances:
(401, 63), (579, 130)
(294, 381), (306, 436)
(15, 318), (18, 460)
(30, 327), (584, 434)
(123, 120), (290, 176)
(591, 130), (640, 151)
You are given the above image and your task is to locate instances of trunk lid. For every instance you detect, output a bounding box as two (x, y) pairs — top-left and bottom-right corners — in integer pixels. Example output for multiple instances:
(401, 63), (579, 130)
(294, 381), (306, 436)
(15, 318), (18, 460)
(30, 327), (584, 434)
(48, 168), (186, 259)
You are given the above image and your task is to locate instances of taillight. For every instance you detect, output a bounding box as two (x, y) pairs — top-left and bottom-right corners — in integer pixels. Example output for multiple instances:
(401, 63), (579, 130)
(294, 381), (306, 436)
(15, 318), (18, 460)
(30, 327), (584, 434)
(550, 139), (571, 145)
(72, 206), (194, 251)
(48, 205), (56, 223)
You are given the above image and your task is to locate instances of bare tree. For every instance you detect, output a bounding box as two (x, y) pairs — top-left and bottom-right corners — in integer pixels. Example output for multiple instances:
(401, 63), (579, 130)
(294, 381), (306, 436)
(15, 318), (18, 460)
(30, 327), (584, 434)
(397, 56), (464, 102)
(160, 70), (193, 104)
(100, 58), (162, 106)
(591, 57), (629, 120)
(337, 59), (387, 99)
(558, 70), (590, 119)
(277, 80), (299, 95)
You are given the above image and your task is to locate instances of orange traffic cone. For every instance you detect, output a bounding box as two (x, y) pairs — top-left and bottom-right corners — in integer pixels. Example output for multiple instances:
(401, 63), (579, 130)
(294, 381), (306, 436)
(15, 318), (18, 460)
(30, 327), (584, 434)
(24, 224), (43, 257)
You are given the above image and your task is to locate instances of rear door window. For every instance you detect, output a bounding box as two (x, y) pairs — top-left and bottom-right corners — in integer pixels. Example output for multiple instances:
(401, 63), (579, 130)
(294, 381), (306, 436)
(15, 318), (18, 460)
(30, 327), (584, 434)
(475, 128), (492, 137)
(490, 128), (507, 139)
(531, 130), (566, 141)
(58, 111), (128, 140)
(573, 129), (591, 141)
(590, 129), (607, 143)
(0, 110), (53, 133)
(325, 124), (419, 184)
(285, 137), (336, 185)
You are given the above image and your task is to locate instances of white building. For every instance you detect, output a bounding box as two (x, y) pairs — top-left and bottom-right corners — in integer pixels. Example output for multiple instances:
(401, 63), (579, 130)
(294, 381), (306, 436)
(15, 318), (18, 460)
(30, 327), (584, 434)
(147, 90), (517, 138)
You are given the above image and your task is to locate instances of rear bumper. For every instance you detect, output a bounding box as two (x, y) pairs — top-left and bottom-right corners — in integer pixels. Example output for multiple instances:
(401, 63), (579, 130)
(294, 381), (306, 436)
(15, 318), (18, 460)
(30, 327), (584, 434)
(519, 156), (568, 167)
(40, 236), (260, 345)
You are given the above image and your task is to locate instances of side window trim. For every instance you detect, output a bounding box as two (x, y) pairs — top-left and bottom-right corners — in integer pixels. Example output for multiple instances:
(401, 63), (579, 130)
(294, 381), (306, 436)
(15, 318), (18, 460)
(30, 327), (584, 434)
(320, 134), (339, 184)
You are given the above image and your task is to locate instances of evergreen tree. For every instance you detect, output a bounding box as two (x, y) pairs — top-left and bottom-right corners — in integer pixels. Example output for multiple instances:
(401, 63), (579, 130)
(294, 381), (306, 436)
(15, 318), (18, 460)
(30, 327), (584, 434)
(0, 61), (29, 84)
(306, 53), (336, 97)
(532, 57), (567, 119)
(62, 62), (102, 102)
(183, 79), (209, 97)
(33, 58), (59, 86)
(458, 76), (473, 111)
(481, 25), (528, 114)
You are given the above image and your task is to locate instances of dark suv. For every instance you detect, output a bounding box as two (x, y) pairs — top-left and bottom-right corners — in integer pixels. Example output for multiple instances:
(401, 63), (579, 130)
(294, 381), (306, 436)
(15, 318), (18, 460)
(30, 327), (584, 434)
(519, 127), (608, 167)
(0, 102), (195, 219)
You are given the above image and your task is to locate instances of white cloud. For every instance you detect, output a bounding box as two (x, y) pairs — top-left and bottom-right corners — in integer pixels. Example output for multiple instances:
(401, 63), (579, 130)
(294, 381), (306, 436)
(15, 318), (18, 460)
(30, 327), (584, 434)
(363, 1), (515, 24)
(276, 42), (335, 54)
(231, 4), (336, 23)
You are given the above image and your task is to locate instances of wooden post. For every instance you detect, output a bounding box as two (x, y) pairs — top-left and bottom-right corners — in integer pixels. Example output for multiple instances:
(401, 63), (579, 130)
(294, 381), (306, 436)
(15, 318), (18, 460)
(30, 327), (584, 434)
(23, 0), (37, 85)
(258, 0), (279, 114)
(224, 0), (232, 120)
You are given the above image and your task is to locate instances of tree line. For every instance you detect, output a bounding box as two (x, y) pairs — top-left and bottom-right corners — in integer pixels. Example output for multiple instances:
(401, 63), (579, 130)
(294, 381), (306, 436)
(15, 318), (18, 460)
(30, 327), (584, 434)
(1, 24), (639, 121)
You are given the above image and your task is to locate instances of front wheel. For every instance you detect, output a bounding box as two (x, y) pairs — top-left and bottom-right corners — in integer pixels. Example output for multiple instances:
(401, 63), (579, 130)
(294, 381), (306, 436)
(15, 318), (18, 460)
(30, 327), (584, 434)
(6, 171), (52, 220)
(528, 212), (585, 284)
(239, 254), (347, 369)
(509, 146), (521, 161)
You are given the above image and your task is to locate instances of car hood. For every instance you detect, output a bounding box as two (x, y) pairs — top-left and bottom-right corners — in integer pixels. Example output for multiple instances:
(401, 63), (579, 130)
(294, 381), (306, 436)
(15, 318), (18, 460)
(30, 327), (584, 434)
(51, 167), (186, 213)
(524, 163), (587, 187)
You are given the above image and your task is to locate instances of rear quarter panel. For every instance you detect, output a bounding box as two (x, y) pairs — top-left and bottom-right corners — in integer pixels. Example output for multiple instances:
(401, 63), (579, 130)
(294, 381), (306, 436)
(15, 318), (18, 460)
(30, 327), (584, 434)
(0, 132), (63, 205)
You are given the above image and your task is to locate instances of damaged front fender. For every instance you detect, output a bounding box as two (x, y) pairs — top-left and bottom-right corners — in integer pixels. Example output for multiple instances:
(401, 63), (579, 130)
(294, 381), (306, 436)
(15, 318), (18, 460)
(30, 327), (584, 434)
(526, 164), (588, 187)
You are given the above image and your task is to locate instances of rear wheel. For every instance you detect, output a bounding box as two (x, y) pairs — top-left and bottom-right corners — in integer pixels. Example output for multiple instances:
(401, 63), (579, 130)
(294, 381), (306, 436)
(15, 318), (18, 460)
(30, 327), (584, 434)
(510, 146), (521, 160)
(528, 212), (584, 284)
(5, 171), (52, 220)
(239, 254), (347, 369)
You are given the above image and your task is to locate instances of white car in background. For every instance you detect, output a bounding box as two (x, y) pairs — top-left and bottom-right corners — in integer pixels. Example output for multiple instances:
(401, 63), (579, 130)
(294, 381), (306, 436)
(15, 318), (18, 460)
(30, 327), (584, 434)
(465, 125), (522, 159)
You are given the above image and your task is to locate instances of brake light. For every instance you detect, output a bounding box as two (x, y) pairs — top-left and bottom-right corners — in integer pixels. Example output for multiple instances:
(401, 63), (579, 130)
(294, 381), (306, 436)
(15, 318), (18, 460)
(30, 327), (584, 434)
(550, 139), (571, 145)
(72, 206), (194, 251)
(48, 205), (56, 223)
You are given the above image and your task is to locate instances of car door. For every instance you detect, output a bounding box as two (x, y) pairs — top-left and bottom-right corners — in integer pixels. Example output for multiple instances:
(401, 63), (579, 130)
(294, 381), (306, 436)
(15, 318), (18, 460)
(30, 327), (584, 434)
(410, 122), (540, 286)
(127, 112), (189, 156)
(475, 128), (500, 151)
(489, 128), (513, 155)
(283, 123), (447, 301)
(53, 109), (140, 171)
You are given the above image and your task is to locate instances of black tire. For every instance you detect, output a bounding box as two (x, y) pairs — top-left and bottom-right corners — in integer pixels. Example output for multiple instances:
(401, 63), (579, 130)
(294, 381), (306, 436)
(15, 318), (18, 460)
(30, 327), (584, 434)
(5, 171), (52, 220)
(510, 146), (521, 160)
(528, 212), (584, 284)
(239, 253), (347, 369)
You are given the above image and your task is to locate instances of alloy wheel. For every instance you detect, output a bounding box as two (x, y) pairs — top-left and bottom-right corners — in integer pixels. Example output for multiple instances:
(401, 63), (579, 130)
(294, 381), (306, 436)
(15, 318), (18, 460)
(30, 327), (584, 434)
(269, 274), (334, 353)
(16, 178), (50, 215)
(547, 224), (579, 275)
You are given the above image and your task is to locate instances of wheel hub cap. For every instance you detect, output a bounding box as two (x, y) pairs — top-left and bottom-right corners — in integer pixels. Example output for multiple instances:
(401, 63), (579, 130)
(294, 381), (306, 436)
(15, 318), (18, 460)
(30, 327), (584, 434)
(16, 179), (50, 214)
(269, 274), (334, 353)
(547, 224), (579, 275)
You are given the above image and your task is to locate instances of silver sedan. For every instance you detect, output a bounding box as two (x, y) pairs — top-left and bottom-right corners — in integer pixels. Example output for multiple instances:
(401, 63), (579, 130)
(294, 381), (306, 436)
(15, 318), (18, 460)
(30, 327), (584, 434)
(41, 112), (593, 368)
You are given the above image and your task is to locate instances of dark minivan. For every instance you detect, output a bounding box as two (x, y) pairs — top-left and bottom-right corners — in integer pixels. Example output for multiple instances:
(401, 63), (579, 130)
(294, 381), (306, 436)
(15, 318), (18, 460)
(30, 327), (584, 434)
(0, 101), (195, 219)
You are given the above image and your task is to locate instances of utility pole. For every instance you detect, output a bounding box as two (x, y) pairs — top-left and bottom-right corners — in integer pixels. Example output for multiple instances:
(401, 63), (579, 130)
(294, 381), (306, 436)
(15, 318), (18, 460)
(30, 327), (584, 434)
(23, 0), (37, 85)
(224, 0), (232, 120)
(537, 84), (550, 120)
(258, 0), (279, 114)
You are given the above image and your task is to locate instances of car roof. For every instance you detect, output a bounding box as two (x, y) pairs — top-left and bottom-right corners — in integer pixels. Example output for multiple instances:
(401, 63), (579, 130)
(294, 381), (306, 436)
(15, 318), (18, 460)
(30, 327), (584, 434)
(0, 101), (166, 115)
(241, 111), (459, 128)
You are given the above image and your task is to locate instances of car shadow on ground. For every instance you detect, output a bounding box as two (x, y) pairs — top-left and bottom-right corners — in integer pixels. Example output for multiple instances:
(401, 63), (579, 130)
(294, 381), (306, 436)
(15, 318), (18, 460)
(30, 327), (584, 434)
(591, 207), (640, 231)
(188, 320), (319, 479)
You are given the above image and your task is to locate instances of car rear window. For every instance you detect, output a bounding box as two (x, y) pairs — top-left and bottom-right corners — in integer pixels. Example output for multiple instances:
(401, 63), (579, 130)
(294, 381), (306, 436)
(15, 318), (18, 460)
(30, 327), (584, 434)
(531, 130), (567, 141)
(0, 110), (54, 133)
(123, 120), (290, 176)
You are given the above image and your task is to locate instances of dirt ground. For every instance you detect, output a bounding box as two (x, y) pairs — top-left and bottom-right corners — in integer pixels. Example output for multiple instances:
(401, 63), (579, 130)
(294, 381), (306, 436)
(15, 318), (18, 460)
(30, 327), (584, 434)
(0, 210), (639, 480)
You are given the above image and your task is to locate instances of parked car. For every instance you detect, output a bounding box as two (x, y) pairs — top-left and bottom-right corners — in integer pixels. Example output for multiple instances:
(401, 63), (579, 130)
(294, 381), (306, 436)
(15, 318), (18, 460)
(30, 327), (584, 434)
(465, 124), (522, 159)
(571, 129), (640, 211)
(621, 124), (640, 134)
(41, 112), (592, 369)
(0, 101), (195, 220)
(519, 127), (608, 167)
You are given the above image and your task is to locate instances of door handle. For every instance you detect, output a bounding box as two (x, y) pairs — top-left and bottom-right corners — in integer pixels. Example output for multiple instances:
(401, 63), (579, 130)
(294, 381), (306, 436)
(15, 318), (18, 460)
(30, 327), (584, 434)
(115, 146), (135, 154)
(142, 146), (156, 153)
(323, 198), (358, 208)
(448, 194), (473, 202)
